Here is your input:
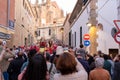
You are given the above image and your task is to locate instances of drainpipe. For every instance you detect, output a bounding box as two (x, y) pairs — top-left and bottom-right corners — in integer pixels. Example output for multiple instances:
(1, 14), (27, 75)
(7, 0), (10, 28)
(118, 0), (120, 19)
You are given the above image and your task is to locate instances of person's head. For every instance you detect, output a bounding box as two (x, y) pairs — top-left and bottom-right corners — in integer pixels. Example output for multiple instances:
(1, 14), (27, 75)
(28, 49), (37, 61)
(79, 44), (84, 48)
(17, 51), (24, 58)
(22, 54), (47, 80)
(97, 50), (104, 57)
(97, 50), (102, 54)
(56, 52), (77, 75)
(95, 57), (104, 68)
(103, 54), (109, 60)
(97, 23), (103, 30)
(45, 53), (50, 61)
(57, 43), (62, 46)
(0, 41), (2, 45)
(68, 46), (73, 51)
(76, 53), (83, 59)
(68, 46), (75, 56)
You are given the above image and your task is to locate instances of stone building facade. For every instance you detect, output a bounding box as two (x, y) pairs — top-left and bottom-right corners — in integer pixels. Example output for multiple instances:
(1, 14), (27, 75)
(14, 0), (37, 46)
(63, 13), (71, 45)
(0, 0), (15, 47)
(35, 0), (65, 41)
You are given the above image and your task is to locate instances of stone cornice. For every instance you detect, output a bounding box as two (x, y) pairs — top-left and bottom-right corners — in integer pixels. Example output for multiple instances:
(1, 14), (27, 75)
(69, 0), (83, 24)
(69, 0), (91, 29)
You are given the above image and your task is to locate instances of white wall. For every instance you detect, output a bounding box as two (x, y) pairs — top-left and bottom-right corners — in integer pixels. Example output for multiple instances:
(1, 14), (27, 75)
(97, 30), (118, 54)
(97, 0), (118, 54)
(97, 0), (117, 34)
(70, 0), (119, 54)
(117, 0), (120, 19)
(70, 5), (90, 48)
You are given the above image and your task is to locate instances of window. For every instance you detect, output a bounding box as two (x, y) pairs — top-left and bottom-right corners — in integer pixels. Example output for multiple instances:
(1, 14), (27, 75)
(80, 27), (82, 44)
(109, 49), (118, 58)
(75, 32), (76, 47)
(23, 0), (25, 6)
(24, 37), (27, 45)
(49, 29), (51, 35)
(22, 17), (24, 21)
(39, 30), (40, 36)
(69, 31), (71, 46)
(83, 0), (88, 5)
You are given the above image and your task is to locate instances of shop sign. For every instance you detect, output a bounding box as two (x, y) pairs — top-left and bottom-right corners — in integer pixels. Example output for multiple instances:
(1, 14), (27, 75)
(0, 32), (11, 39)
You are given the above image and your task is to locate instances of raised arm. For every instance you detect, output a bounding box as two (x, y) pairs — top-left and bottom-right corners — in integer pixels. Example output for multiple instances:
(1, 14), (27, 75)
(0, 49), (5, 61)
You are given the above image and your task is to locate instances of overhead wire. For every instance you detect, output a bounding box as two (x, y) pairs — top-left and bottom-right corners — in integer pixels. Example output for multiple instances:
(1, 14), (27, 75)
(97, 0), (110, 12)
(98, 13), (115, 27)
(96, 0), (115, 27)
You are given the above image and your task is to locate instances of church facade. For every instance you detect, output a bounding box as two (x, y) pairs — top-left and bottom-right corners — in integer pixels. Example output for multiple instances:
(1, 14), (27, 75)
(35, 0), (65, 41)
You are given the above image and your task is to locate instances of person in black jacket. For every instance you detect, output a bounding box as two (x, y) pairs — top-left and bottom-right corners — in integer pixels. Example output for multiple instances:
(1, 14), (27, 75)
(76, 52), (90, 74)
(7, 51), (25, 80)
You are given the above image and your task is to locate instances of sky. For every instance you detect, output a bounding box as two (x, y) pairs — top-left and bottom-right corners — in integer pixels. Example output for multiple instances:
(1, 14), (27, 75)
(30, 0), (77, 14)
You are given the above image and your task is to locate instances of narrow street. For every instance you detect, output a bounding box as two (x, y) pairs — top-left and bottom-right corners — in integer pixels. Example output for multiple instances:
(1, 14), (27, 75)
(0, 0), (120, 80)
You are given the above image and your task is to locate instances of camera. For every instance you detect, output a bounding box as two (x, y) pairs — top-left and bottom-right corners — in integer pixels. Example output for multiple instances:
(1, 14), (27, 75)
(2, 40), (6, 46)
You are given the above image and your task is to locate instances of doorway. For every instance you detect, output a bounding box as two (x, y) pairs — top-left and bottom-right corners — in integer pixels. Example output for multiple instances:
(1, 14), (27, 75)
(109, 49), (118, 59)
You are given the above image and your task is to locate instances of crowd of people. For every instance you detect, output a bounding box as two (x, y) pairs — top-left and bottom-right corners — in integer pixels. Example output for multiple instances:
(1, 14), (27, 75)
(0, 40), (120, 80)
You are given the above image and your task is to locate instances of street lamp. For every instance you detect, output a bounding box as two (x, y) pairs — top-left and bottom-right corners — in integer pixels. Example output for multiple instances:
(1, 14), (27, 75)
(60, 27), (64, 43)
(86, 22), (92, 27)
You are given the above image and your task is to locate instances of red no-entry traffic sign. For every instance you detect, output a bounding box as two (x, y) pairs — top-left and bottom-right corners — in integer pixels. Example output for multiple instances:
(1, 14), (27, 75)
(84, 34), (90, 40)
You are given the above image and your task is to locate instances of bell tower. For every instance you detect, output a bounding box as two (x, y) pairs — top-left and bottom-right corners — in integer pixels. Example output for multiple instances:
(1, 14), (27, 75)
(42, 0), (45, 3)
(35, 0), (39, 4)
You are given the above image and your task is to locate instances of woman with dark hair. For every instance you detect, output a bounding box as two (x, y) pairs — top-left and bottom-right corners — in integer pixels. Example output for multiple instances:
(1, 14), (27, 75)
(18, 54), (49, 80)
(20, 49), (37, 72)
(54, 52), (87, 80)
(7, 51), (24, 80)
